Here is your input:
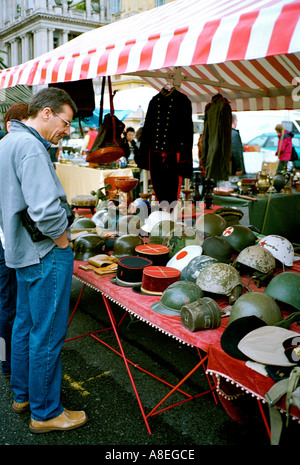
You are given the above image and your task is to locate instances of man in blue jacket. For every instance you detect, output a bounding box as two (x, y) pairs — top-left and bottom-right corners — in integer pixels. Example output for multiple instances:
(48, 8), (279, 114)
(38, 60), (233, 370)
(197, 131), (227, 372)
(0, 87), (88, 433)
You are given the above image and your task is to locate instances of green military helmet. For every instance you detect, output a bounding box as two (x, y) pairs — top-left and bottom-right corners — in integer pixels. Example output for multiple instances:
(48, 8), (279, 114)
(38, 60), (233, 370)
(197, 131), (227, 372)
(201, 236), (232, 263)
(113, 234), (144, 259)
(195, 212), (227, 238)
(196, 262), (243, 304)
(228, 292), (282, 325)
(264, 272), (300, 311)
(162, 223), (198, 257)
(182, 255), (218, 282)
(222, 225), (257, 252)
(71, 217), (96, 230)
(151, 281), (204, 316)
(149, 219), (176, 244)
(73, 233), (105, 261)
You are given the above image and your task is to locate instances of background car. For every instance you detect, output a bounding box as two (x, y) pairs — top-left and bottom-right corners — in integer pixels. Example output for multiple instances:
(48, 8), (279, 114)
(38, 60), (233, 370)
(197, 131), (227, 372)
(244, 133), (300, 168)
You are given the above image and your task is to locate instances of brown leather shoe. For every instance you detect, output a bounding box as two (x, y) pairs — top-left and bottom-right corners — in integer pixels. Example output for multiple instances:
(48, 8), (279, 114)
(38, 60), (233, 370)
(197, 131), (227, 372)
(12, 400), (30, 413)
(29, 409), (88, 433)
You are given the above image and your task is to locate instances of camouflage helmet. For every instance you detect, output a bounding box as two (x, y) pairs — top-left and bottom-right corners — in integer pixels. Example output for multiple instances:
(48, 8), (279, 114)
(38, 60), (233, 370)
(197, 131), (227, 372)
(113, 234), (144, 259)
(151, 281), (204, 316)
(149, 220), (175, 244)
(235, 245), (276, 274)
(258, 235), (294, 267)
(196, 263), (243, 304)
(201, 236), (232, 263)
(264, 272), (300, 311)
(71, 217), (96, 230)
(73, 233), (105, 261)
(222, 225), (257, 252)
(228, 292), (282, 325)
(181, 255), (218, 282)
(162, 223), (198, 257)
(195, 212), (227, 238)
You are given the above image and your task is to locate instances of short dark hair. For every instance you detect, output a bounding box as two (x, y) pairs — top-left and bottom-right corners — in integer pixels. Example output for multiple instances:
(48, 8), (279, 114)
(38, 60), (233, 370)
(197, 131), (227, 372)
(126, 127), (135, 133)
(4, 103), (29, 131)
(28, 87), (78, 118)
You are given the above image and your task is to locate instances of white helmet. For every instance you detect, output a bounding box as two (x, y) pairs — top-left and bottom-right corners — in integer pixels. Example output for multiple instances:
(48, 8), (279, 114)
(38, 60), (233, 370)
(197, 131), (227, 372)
(258, 235), (294, 267)
(166, 245), (203, 271)
(141, 210), (172, 233)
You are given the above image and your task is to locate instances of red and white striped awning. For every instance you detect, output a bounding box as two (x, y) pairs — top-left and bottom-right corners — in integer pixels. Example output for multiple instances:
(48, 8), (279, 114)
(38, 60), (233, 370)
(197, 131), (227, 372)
(1, 0), (300, 112)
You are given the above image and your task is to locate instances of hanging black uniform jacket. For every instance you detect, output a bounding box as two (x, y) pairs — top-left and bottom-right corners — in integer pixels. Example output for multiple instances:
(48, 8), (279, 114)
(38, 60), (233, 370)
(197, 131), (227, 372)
(202, 94), (232, 181)
(138, 87), (193, 205)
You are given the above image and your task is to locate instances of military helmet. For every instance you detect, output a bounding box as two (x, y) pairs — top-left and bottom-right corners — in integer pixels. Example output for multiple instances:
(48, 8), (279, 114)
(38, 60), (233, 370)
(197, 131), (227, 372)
(141, 210), (173, 233)
(149, 219), (175, 244)
(201, 236), (232, 263)
(195, 212), (226, 238)
(235, 245), (276, 287)
(166, 245), (203, 271)
(228, 292), (282, 325)
(71, 217), (96, 230)
(151, 281), (204, 316)
(91, 208), (116, 230)
(236, 245), (275, 273)
(162, 223), (198, 257)
(222, 225), (256, 252)
(181, 255), (218, 282)
(196, 262), (243, 304)
(264, 272), (300, 311)
(258, 235), (294, 267)
(113, 234), (144, 259)
(73, 233), (105, 261)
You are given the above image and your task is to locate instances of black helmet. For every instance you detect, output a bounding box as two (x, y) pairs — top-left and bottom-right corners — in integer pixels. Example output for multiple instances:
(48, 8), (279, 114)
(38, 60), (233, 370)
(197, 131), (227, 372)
(113, 234), (144, 259)
(73, 233), (105, 261)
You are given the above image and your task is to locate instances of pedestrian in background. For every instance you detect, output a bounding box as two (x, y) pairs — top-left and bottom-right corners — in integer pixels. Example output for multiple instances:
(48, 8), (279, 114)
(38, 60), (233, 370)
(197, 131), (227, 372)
(0, 102), (28, 379)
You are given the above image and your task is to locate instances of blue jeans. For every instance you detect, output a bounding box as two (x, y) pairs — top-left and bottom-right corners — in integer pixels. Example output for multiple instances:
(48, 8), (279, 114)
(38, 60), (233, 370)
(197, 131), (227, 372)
(11, 246), (74, 421)
(0, 241), (17, 376)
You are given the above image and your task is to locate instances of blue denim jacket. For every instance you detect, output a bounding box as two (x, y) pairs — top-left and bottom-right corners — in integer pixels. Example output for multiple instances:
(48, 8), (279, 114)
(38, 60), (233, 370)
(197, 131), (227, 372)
(0, 120), (69, 268)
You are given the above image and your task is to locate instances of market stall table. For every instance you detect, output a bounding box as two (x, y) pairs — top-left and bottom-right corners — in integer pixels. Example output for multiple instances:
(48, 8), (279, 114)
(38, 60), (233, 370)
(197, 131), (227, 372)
(68, 257), (300, 438)
(212, 190), (300, 243)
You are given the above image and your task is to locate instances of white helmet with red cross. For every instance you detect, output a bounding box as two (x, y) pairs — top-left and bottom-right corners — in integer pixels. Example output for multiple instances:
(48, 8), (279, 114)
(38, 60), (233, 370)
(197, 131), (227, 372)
(257, 235), (294, 267)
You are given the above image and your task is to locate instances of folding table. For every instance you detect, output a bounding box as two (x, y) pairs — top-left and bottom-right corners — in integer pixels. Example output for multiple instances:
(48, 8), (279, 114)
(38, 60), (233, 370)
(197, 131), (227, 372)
(67, 261), (223, 434)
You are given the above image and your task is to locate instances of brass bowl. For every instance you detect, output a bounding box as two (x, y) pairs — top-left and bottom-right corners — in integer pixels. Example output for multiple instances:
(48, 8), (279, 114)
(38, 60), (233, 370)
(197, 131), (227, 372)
(114, 177), (138, 192)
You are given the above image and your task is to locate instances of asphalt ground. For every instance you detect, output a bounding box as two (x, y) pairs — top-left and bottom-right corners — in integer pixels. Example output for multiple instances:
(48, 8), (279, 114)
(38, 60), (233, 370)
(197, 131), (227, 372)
(0, 277), (299, 457)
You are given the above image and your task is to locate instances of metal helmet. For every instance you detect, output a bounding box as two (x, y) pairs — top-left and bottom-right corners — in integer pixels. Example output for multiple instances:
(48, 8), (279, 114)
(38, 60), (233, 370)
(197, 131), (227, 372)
(181, 255), (218, 282)
(149, 220), (176, 244)
(71, 217), (96, 230)
(222, 225), (257, 252)
(166, 245), (203, 271)
(73, 233), (105, 261)
(195, 212), (227, 238)
(257, 235), (294, 267)
(201, 236), (232, 263)
(91, 208), (116, 230)
(264, 272), (300, 311)
(116, 214), (142, 236)
(236, 245), (275, 273)
(113, 234), (144, 259)
(151, 281), (204, 316)
(141, 210), (173, 233)
(228, 292), (282, 325)
(235, 245), (276, 287)
(196, 262), (243, 304)
(162, 223), (198, 257)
